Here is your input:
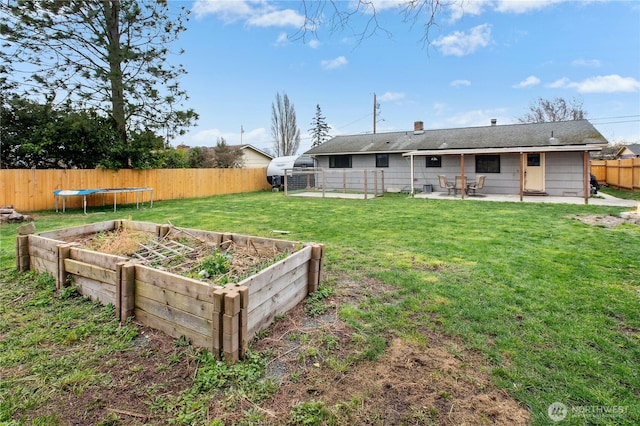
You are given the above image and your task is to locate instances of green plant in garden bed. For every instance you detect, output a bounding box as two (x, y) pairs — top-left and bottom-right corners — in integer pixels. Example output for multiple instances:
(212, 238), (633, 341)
(1, 192), (639, 425)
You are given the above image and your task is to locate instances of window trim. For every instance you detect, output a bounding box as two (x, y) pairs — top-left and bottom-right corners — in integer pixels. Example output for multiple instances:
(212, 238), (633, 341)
(375, 153), (389, 168)
(329, 155), (352, 168)
(475, 155), (501, 173)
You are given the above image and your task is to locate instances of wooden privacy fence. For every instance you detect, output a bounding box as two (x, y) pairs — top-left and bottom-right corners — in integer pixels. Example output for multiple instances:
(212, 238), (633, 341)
(16, 219), (325, 361)
(591, 158), (640, 191)
(0, 168), (272, 212)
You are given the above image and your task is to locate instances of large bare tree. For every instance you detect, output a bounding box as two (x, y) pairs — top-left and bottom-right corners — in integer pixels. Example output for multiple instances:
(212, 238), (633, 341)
(298, 0), (446, 45)
(271, 92), (300, 157)
(0, 0), (197, 160)
(519, 97), (586, 123)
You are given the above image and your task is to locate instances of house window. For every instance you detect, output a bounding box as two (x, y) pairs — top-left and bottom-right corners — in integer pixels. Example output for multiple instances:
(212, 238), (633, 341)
(329, 155), (352, 168)
(376, 154), (389, 168)
(476, 155), (500, 173)
(426, 156), (442, 168)
(527, 153), (541, 166)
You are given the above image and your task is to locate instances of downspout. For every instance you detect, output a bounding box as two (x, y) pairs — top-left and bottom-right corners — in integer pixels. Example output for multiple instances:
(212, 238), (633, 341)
(410, 153), (415, 196)
(519, 153), (524, 201)
(460, 154), (465, 199)
(583, 151), (590, 204)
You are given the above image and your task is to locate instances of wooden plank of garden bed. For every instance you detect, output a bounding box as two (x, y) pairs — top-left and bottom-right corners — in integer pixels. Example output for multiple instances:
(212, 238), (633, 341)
(134, 265), (218, 303)
(119, 220), (158, 235)
(70, 247), (128, 270)
(28, 235), (61, 252)
(134, 309), (213, 349)
(247, 270), (308, 338)
(64, 258), (119, 285)
(239, 245), (312, 293)
(231, 233), (300, 252)
(135, 292), (212, 337)
(28, 243), (58, 263)
(74, 276), (116, 305)
(38, 221), (116, 240)
(136, 280), (214, 319)
(244, 260), (308, 312)
(30, 255), (57, 275)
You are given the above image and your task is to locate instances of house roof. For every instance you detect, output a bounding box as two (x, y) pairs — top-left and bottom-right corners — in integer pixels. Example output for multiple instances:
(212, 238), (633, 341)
(304, 119), (608, 156)
(231, 144), (273, 159)
(616, 143), (640, 158)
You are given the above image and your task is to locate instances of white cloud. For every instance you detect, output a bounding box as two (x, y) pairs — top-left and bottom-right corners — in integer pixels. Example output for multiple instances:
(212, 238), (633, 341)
(275, 32), (289, 45)
(189, 127), (267, 147)
(432, 108), (510, 128)
(548, 74), (640, 93)
(247, 9), (305, 28)
(432, 24), (492, 56)
(308, 39), (321, 49)
(446, 0), (564, 21)
(378, 92), (405, 102)
(446, 0), (491, 22)
(513, 75), (540, 88)
(321, 56), (348, 70)
(192, 1), (304, 28)
(572, 59), (602, 67)
(192, 0), (254, 21)
(450, 79), (471, 87)
(494, 0), (565, 14)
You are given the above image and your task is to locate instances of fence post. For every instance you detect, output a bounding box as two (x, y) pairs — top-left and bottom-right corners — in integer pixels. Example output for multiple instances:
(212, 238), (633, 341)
(307, 244), (325, 294)
(212, 287), (226, 359)
(223, 287), (241, 362)
(119, 262), (136, 321)
(57, 242), (79, 290)
(16, 235), (30, 271)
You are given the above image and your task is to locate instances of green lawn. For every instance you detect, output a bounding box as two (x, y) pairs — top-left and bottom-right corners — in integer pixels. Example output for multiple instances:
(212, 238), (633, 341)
(1, 191), (639, 425)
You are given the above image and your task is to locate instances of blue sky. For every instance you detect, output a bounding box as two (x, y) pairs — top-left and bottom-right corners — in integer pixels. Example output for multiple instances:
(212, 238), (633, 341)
(172, 0), (640, 154)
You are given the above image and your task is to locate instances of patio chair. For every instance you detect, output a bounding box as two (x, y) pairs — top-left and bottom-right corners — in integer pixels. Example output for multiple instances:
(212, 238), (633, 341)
(438, 175), (455, 195)
(466, 175), (485, 195)
(454, 176), (466, 195)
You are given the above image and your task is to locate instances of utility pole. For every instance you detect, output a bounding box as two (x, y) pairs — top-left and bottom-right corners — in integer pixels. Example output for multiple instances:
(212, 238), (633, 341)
(373, 93), (377, 134)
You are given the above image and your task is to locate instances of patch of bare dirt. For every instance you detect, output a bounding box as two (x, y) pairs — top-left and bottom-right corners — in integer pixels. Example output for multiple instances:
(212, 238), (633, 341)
(574, 213), (640, 227)
(253, 277), (530, 425)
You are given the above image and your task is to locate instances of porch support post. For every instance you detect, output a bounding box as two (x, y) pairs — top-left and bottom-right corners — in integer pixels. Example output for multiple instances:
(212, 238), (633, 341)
(410, 153), (415, 196)
(583, 151), (590, 205)
(460, 154), (465, 199)
(519, 153), (524, 202)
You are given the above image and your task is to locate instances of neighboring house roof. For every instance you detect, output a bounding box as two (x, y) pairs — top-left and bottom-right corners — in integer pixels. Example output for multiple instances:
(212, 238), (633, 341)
(616, 144), (640, 158)
(231, 144), (273, 159)
(304, 120), (607, 156)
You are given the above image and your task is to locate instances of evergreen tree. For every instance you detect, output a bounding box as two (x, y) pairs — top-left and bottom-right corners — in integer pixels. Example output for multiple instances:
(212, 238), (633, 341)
(309, 104), (331, 148)
(0, 0), (198, 168)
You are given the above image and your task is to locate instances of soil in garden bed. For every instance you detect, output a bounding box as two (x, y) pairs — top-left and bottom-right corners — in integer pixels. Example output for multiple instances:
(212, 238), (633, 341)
(69, 226), (288, 285)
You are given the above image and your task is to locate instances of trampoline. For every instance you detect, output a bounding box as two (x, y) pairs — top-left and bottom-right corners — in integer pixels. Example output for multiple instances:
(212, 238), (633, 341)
(54, 187), (154, 214)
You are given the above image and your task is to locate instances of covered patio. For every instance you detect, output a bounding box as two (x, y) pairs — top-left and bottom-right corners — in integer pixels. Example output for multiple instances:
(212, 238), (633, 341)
(403, 144), (604, 204)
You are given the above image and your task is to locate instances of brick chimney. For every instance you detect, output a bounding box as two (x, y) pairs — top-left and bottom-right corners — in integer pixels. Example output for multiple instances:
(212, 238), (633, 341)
(414, 121), (424, 134)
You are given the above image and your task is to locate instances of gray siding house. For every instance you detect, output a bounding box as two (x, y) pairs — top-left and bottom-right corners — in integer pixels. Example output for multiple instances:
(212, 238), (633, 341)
(304, 119), (607, 202)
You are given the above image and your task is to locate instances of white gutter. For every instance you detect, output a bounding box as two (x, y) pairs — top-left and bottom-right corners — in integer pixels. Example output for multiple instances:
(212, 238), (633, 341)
(402, 144), (605, 157)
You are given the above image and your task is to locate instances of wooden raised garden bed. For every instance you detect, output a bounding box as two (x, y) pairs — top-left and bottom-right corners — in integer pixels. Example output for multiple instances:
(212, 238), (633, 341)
(15, 220), (325, 361)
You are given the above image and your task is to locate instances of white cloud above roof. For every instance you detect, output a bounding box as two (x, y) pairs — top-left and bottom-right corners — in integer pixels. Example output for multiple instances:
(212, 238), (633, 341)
(321, 56), (348, 70)
(548, 74), (640, 93)
(432, 24), (492, 56)
(192, 0), (304, 28)
(572, 59), (602, 67)
(378, 92), (406, 102)
(451, 79), (471, 87)
(513, 76), (541, 88)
